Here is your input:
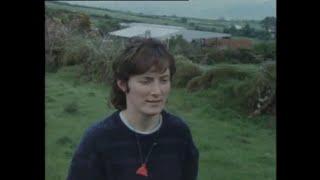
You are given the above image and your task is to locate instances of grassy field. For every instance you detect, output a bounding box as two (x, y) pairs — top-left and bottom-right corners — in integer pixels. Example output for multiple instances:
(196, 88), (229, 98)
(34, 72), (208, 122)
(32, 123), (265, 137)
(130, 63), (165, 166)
(45, 65), (275, 180)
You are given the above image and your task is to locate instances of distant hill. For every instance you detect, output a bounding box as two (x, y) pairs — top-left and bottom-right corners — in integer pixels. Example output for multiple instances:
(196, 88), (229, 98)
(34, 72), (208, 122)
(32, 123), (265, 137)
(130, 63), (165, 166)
(65, 0), (276, 20)
(222, 1), (276, 20)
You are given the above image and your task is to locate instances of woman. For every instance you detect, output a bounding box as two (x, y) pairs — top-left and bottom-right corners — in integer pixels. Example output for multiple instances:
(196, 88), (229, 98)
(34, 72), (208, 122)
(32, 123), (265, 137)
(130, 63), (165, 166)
(67, 38), (199, 180)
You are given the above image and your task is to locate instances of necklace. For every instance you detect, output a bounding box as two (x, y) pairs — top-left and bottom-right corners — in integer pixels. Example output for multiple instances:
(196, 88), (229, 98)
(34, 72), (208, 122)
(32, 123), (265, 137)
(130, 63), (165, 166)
(135, 128), (160, 177)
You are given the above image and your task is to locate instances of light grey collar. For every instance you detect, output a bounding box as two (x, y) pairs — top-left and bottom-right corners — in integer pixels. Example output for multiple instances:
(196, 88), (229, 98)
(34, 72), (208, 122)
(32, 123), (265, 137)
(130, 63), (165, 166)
(119, 111), (162, 135)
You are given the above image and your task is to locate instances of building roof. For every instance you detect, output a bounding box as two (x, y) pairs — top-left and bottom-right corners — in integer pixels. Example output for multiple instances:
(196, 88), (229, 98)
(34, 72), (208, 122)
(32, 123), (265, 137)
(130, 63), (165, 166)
(179, 30), (231, 42)
(120, 22), (185, 30)
(109, 26), (181, 39)
(234, 25), (242, 30)
(110, 23), (231, 42)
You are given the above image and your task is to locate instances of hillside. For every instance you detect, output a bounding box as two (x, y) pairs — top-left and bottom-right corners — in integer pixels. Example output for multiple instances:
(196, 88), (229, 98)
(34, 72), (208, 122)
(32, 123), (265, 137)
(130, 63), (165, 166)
(46, 65), (275, 180)
(45, 1), (265, 33)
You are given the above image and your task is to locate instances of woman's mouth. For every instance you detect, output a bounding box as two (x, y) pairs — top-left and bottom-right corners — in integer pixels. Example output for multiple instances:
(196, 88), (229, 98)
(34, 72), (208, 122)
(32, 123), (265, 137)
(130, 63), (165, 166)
(146, 100), (162, 103)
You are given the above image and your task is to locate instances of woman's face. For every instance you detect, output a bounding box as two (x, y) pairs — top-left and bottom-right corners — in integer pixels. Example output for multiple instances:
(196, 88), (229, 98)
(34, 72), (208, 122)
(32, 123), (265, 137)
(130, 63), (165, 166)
(120, 66), (171, 116)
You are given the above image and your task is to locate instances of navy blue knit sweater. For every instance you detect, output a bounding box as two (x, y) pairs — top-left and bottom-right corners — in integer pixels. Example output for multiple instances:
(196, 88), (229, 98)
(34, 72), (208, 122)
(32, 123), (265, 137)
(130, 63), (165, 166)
(66, 110), (199, 180)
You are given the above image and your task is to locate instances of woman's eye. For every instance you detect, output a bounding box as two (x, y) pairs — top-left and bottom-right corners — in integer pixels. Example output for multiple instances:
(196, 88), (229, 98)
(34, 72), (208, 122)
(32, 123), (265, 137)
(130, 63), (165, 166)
(161, 79), (169, 83)
(140, 80), (151, 84)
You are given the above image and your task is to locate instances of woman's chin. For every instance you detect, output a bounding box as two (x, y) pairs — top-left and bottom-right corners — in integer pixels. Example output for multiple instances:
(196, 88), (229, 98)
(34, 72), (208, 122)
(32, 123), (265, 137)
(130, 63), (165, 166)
(143, 107), (163, 116)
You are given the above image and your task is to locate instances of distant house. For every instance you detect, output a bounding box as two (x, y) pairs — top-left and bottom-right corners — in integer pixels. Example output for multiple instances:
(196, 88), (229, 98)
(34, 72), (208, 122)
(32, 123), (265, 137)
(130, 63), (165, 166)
(234, 24), (243, 30)
(205, 38), (253, 50)
(178, 29), (231, 43)
(109, 25), (182, 41)
(268, 26), (276, 39)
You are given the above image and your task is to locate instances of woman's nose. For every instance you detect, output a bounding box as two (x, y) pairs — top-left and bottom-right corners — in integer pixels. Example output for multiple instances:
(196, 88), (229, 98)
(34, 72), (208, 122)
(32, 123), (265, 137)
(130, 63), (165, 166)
(150, 82), (161, 95)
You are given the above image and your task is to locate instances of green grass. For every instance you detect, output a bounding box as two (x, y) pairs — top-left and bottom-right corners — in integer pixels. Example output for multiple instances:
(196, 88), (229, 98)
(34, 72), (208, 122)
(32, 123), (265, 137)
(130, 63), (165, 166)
(46, 65), (275, 180)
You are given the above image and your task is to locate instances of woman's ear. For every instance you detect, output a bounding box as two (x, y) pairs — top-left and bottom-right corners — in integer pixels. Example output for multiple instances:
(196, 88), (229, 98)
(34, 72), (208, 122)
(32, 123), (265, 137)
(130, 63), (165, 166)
(117, 80), (127, 93)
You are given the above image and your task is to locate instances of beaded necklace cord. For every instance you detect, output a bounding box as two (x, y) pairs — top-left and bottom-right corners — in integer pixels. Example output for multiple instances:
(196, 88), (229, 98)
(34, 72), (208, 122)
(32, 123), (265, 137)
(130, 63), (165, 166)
(135, 127), (160, 177)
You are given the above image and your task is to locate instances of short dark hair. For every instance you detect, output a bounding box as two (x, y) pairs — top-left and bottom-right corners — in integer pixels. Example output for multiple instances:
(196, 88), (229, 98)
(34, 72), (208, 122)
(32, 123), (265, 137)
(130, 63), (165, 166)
(110, 38), (176, 110)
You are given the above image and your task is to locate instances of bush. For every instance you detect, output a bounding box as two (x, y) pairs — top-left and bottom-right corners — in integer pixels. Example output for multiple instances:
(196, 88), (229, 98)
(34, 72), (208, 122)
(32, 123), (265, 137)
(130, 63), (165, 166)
(223, 25), (272, 40)
(77, 13), (91, 32)
(104, 14), (111, 19)
(45, 55), (60, 73)
(253, 42), (276, 60)
(169, 35), (196, 57)
(186, 75), (211, 92)
(96, 19), (121, 34)
(233, 62), (276, 116)
(79, 38), (124, 84)
(173, 55), (203, 88)
(81, 56), (113, 83)
(203, 48), (227, 64)
(45, 10), (95, 72)
(186, 63), (276, 116)
(45, 8), (71, 19)
(187, 64), (255, 91)
(45, 16), (68, 72)
(201, 47), (262, 65)
(64, 101), (79, 114)
(180, 17), (187, 23)
(236, 48), (263, 63)
(56, 136), (73, 146)
(46, 8), (122, 82)
(61, 36), (93, 66)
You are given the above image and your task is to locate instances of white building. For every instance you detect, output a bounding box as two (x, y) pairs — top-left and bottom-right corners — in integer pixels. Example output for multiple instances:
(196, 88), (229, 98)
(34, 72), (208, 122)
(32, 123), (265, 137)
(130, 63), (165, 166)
(110, 22), (231, 43)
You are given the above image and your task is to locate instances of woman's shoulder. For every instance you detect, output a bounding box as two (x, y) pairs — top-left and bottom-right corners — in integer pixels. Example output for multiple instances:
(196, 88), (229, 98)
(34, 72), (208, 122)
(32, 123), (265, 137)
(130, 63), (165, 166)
(82, 111), (122, 141)
(162, 110), (191, 131)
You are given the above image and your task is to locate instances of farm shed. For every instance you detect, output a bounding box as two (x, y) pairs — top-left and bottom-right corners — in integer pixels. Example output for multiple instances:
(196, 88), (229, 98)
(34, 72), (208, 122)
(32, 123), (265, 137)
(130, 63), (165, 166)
(109, 22), (231, 47)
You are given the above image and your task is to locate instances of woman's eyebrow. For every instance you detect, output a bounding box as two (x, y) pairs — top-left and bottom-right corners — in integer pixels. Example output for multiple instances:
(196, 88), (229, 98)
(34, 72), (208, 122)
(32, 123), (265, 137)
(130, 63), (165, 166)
(160, 75), (170, 78)
(140, 76), (154, 79)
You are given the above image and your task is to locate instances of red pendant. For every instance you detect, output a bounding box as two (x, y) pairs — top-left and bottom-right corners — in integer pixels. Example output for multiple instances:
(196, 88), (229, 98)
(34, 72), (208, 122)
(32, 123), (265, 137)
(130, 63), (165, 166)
(136, 163), (148, 177)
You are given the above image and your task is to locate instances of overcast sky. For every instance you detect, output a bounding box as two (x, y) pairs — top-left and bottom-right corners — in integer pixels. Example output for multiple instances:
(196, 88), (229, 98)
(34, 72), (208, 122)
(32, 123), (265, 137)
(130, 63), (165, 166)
(65, 0), (276, 20)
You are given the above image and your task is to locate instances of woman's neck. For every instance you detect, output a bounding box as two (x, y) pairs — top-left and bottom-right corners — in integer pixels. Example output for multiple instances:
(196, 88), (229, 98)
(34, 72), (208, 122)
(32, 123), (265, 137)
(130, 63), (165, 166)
(122, 109), (161, 132)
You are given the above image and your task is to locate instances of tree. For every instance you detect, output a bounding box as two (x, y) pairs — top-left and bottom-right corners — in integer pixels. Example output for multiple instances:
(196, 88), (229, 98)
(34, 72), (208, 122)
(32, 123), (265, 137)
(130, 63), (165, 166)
(168, 35), (195, 58)
(104, 14), (111, 19)
(223, 25), (237, 35)
(96, 19), (120, 37)
(253, 42), (276, 60)
(181, 17), (187, 23)
(211, 27), (217, 32)
(78, 13), (91, 32)
(67, 12), (91, 33)
(260, 16), (276, 32)
(242, 23), (254, 37)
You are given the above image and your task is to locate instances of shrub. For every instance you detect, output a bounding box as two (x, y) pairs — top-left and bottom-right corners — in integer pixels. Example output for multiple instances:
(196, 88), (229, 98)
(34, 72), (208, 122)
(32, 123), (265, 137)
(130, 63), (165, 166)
(253, 42), (276, 60)
(56, 136), (73, 146)
(96, 19), (121, 35)
(201, 47), (262, 65)
(172, 55), (203, 87)
(79, 38), (124, 84)
(45, 55), (60, 73)
(61, 36), (93, 66)
(203, 48), (227, 64)
(104, 14), (111, 19)
(70, 12), (91, 33)
(64, 101), (79, 114)
(240, 61), (276, 115)
(186, 75), (211, 92)
(45, 16), (68, 72)
(169, 35), (196, 57)
(186, 63), (276, 116)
